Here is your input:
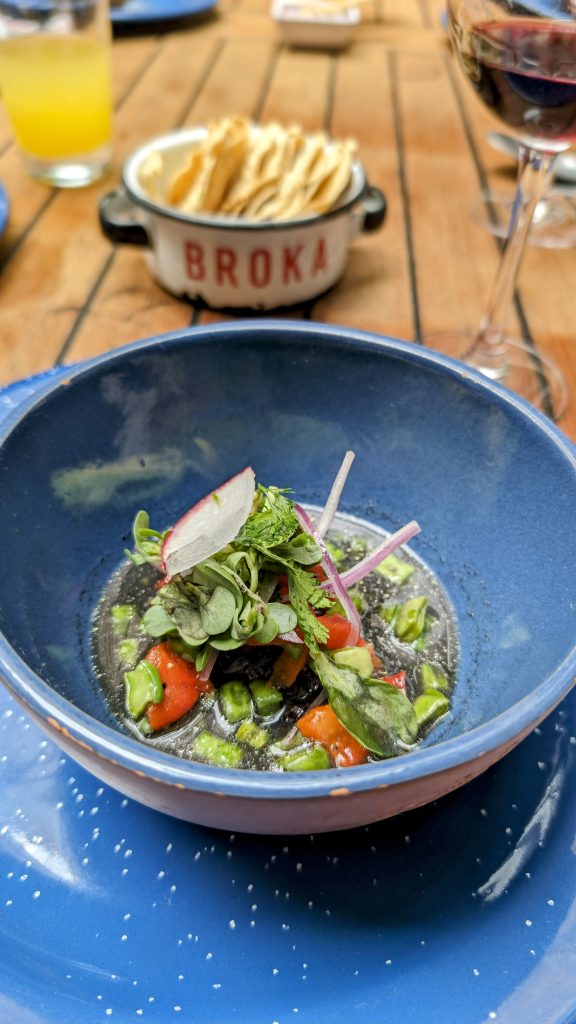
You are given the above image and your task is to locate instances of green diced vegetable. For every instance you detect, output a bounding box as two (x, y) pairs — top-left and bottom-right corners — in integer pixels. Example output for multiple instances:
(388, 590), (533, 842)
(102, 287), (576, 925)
(413, 690), (450, 731)
(192, 731), (243, 767)
(118, 638), (140, 669)
(139, 718), (153, 736)
(332, 646), (373, 680)
(218, 681), (252, 724)
(124, 660), (163, 719)
(348, 536), (368, 559)
(237, 720), (270, 750)
(379, 604), (399, 625)
(268, 730), (304, 756)
(325, 540), (346, 566)
(280, 744), (331, 771)
(375, 553), (414, 586)
(250, 679), (283, 717)
(393, 596), (428, 642)
(413, 614), (435, 652)
(111, 604), (136, 638)
(420, 663), (451, 694)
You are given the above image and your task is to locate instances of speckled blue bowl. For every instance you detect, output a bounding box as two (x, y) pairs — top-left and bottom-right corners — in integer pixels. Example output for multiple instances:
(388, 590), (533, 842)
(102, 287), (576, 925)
(0, 322), (575, 834)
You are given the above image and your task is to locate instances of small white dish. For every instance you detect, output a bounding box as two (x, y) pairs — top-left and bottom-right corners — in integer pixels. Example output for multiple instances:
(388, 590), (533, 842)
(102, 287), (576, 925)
(271, 0), (360, 49)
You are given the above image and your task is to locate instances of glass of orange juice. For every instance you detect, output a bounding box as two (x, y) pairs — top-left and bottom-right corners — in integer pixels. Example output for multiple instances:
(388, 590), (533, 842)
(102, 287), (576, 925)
(0, 0), (113, 188)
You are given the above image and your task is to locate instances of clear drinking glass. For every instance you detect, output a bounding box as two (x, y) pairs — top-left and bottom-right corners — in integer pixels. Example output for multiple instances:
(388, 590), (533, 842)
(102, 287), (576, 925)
(471, 185), (576, 249)
(430, 0), (576, 420)
(0, 0), (114, 188)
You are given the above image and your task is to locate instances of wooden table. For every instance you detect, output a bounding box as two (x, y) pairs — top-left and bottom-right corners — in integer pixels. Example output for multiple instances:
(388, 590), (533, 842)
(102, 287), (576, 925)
(1, 0), (575, 438)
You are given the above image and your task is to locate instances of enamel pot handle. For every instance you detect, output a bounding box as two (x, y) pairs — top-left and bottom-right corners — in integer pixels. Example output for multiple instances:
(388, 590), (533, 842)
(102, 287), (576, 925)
(99, 190), (150, 247)
(360, 185), (387, 233)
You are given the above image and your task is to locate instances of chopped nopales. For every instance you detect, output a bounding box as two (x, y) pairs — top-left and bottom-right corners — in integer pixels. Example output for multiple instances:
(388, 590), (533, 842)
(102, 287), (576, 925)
(162, 466), (256, 578)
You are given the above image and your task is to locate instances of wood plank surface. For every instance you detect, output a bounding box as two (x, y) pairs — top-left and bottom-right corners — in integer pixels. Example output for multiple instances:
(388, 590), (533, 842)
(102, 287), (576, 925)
(0, 0), (574, 441)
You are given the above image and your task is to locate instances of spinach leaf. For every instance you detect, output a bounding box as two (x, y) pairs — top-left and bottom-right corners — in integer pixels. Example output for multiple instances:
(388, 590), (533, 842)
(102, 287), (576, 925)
(312, 653), (418, 757)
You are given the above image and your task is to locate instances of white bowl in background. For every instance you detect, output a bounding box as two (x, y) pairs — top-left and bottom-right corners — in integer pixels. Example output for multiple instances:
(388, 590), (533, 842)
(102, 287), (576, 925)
(271, 0), (360, 49)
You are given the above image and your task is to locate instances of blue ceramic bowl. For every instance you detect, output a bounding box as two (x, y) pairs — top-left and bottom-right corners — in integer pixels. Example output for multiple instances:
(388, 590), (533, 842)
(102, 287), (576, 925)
(0, 322), (575, 834)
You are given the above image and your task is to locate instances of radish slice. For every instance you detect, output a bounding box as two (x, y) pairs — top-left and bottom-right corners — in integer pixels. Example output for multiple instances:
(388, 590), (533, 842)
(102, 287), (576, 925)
(322, 520), (421, 591)
(162, 466), (256, 578)
(294, 504), (362, 646)
(316, 450), (355, 539)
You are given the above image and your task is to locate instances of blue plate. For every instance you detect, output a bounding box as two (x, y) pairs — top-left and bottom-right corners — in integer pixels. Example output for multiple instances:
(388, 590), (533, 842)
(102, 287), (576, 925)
(110, 0), (217, 28)
(1, 365), (576, 1024)
(0, 181), (9, 239)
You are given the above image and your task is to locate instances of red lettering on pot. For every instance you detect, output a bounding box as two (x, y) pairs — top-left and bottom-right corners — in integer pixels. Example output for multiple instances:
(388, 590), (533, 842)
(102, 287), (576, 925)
(283, 245), (303, 284)
(249, 249), (272, 288)
(216, 248), (238, 286)
(311, 238), (327, 276)
(184, 242), (205, 281)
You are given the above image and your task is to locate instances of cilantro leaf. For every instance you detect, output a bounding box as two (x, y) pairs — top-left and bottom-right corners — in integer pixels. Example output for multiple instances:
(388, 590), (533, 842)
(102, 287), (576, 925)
(287, 565), (329, 654)
(236, 486), (299, 548)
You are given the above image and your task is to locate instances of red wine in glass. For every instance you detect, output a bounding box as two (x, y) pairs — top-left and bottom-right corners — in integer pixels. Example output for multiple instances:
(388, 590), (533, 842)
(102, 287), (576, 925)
(459, 19), (576, 145)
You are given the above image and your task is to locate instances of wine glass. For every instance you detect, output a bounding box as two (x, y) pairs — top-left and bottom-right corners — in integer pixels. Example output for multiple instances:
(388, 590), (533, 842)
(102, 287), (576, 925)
(473, 185), (576, 249)
(472, 133), (576, 249)
(430, 0), (576, 420)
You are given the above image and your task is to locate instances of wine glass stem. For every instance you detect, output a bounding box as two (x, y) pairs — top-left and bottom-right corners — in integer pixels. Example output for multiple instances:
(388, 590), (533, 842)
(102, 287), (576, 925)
(473, 146), (556, 367)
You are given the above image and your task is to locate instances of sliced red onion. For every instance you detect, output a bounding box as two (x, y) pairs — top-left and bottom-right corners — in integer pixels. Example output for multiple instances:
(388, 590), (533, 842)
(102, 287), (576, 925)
(198, 648), (218, 682)
(322, 520), (421, 591)
(316, 450), (355, 539)
(293, 503), (362, 646)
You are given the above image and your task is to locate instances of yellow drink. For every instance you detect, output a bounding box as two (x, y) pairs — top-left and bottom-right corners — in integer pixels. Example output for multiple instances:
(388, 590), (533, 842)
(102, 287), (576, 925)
(0, 34), (112, 160)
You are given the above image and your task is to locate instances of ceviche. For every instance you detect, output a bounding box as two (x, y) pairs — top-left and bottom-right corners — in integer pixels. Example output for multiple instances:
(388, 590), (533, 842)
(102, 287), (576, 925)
(93, 453), (458, 771)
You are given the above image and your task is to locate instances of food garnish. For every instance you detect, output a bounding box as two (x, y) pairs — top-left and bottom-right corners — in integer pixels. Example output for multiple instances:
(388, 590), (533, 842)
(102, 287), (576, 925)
(98, 452), (458, 771)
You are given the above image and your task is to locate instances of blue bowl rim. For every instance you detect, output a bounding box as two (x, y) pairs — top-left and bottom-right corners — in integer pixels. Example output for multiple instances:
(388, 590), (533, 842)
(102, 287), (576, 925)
(1, 320), (575, 800)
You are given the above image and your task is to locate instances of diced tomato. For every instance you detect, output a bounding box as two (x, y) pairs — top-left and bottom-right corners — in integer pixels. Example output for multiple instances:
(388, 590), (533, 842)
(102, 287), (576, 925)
(382, 671), (407, 694)
(145, 643), (212, 731)
(297, 704), (368, 768)
(270, 644), (309, 687)
(308, 563), (328, 582)
(316, 613), (360, 649)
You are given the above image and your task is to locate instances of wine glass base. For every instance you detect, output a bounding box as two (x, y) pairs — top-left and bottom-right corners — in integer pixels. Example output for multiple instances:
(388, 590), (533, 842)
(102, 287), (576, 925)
(471, 189), (576, 249)
(425, 331), (568, 422)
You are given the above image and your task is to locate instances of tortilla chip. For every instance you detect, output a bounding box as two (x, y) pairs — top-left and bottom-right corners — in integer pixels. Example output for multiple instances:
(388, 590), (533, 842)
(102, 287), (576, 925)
(141, 117), (357, 222)
(167, 148), (204, 206)
(139, 150), (164, 201)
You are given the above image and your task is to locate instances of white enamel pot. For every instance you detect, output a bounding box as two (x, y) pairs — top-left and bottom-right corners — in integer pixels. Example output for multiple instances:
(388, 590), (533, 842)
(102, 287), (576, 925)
(99, 127), (387, 311)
